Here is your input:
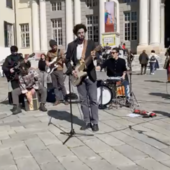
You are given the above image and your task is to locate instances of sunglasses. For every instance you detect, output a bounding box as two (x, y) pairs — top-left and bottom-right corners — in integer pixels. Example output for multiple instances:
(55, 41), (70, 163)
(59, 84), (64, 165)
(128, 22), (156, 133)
(111, 51), (116, 54)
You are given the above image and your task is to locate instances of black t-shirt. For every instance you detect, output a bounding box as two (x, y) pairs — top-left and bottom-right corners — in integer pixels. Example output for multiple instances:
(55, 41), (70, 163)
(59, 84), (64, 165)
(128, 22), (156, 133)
(101, 57), (127, 77)
(38, 59), (46, 71)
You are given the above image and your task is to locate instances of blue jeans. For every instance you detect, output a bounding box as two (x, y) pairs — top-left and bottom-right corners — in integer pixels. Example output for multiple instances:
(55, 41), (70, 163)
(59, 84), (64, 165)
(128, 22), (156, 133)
(150, 62), (156, 74)
(108, 77), (130, 99)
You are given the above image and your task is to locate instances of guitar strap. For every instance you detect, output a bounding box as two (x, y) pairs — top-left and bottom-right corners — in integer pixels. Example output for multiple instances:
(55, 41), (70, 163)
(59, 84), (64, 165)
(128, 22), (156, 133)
(80, 40), (88, 61)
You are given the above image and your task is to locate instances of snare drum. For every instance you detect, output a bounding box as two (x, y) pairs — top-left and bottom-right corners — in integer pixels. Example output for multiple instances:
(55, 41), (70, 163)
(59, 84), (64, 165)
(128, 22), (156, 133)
(97, 80), (113, 107)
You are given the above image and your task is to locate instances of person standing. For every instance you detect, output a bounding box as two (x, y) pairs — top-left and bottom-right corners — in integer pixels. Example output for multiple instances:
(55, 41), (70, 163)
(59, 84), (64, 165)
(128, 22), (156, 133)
(38, 53), (52, 89)
(46, 40), (68, 106)
(3, 46), (23, 89)
(149, 50), (159, 75)
(139, 50), (149, 75)
(65, 24), (99, 132)
(164, 48), (170, 82)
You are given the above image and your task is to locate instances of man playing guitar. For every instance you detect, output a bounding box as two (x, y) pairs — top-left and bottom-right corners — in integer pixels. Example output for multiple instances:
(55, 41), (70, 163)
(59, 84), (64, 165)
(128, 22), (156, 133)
(46, 40), (68, 105)
(65, 24), (99, 132)
(3, 46), (23, 89)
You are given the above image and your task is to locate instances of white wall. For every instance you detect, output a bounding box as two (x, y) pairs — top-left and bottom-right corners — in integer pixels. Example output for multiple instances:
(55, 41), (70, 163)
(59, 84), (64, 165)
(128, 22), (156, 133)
(0, 1), (15, 47)
(16, 0), (32, 55)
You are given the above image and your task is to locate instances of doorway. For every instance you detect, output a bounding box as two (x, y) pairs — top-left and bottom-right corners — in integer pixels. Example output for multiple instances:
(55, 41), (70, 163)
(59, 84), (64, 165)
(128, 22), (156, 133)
(165, 0), (170, 47)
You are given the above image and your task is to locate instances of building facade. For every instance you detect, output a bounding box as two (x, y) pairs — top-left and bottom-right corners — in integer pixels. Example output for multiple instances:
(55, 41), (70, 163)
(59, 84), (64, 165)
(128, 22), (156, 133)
(0, 0), (167, 55)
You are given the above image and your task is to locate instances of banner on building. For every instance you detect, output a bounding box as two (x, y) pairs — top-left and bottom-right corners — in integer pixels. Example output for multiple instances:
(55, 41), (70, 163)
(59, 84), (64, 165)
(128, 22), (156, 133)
(102, 34), (116, 46)
(105, 1), (117, 32)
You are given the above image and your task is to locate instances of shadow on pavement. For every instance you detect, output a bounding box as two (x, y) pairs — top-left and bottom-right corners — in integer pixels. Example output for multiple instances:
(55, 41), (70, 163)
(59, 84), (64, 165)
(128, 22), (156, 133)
(0, 100), (9, 105)
(145, 80), (165, 83)
(48, 110), (84, 127)
(149, 92), (170, 99)
(153, 110), (170, 118)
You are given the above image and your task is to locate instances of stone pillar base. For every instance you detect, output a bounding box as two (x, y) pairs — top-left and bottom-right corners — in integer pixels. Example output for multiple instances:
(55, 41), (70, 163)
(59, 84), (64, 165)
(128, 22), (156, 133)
(137, 45), (166, 54)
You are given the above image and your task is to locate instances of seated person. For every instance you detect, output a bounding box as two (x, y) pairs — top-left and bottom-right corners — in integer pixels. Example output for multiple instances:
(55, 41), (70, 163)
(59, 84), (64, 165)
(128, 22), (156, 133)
(11, 61), (47, 114)
(101, 47), (131, 106)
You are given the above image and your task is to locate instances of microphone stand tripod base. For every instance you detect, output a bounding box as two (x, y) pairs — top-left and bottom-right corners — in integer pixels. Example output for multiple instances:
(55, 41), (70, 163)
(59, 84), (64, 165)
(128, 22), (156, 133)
(60, 129), (76, 145)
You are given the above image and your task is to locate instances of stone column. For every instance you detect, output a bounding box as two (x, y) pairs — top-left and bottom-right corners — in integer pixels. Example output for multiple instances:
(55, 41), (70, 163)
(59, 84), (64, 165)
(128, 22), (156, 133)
(139, 0), (149, 46)
(66, 0), (73, 44)
(160, 3), (165, 47)
(31, 0), (40, 52)
(99, 0), (107, 44)
(74, 0), (81, 24)
(150, 0), (161, 45)
(40, 0), (48, 52)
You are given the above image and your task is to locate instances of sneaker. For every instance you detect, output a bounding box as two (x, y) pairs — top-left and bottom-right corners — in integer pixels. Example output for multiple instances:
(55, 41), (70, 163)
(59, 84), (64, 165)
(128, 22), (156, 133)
(12, 105), (22, 115)
(53, 100), (61, 106)
(80, 123), (92, 130)
(39, 103), (47, 112)
(92, 124), (99, 132)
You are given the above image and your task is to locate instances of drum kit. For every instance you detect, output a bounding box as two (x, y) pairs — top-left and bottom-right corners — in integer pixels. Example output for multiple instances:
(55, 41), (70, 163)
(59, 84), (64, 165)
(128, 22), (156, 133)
(97, 78), (139, 109)
(97, 79), (126, 109)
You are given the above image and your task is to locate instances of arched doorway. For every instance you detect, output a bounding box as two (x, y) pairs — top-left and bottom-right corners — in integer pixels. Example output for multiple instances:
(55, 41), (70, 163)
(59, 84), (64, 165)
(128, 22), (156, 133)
(165, 0), (170, 47)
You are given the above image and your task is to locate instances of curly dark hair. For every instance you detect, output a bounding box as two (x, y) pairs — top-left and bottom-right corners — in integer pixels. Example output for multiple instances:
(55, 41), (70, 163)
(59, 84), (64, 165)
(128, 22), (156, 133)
(73, 24), (87, 35)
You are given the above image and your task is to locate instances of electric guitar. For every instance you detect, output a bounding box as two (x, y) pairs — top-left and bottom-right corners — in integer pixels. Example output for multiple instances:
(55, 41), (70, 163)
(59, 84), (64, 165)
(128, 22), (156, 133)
(4, 53), (35, 81)
(46, 57), (59, 74)
(46, 50), (63, 74)
(70, 45), (102, 86)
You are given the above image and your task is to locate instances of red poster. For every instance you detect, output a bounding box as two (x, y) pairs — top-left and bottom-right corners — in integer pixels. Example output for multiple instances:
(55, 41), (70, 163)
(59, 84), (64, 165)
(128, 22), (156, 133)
(105, 2), (117, 33)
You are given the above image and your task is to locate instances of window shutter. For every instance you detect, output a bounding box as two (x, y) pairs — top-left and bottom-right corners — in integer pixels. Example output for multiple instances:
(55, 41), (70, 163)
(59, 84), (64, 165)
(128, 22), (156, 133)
(4, 21), (8, 47)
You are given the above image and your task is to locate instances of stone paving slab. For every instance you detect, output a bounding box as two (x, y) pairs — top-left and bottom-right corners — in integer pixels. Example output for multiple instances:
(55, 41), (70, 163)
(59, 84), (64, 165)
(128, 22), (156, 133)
(0, 71), (170, 169)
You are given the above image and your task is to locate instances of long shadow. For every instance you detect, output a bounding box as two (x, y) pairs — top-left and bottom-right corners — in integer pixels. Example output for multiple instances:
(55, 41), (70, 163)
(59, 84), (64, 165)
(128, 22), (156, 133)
(145, 80), (165, 83)
(149, 92), (170, 99)
(48, 110), (84, 127)
(153, 110), (170, 118)
(0, 100), (9, 105)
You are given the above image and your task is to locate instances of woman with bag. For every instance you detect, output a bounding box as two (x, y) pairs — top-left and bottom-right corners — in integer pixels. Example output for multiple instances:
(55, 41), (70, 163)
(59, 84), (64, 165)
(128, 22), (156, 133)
(164, 49), (170, 82)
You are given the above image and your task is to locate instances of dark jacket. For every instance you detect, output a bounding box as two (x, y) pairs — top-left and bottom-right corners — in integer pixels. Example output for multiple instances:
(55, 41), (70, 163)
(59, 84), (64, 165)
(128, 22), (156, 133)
(2, 53), (23, 82)
(139, 52), (149, 65)
(65, 39), (97, 82)
(3, 53), (23, 73)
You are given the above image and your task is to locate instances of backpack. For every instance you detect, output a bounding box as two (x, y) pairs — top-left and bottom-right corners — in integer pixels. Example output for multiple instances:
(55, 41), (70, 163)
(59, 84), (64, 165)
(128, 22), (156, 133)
(150, 55), (156, 62)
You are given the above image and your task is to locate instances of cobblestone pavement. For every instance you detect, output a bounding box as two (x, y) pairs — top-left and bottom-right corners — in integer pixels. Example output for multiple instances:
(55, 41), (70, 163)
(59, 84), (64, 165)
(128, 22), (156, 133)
(1, 70), (170, 170)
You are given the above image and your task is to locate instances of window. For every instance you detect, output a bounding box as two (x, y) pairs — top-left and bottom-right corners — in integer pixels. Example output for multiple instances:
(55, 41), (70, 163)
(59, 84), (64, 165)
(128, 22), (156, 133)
(123, 0), (137, 2)
(51, 19), (63, 45)
(86, 16), (99, 43)
(20, 24), (30, 48)
(4, 22), (13, 47)
(6, 0), (13, 9)
(86, 0), (97, 7)
(124, 11), (137, 41)
(51, 2), (62, 11)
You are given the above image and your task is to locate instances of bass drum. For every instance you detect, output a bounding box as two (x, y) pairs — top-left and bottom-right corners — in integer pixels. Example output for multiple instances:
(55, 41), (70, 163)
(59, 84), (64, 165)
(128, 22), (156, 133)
(97, 80), (113, 107)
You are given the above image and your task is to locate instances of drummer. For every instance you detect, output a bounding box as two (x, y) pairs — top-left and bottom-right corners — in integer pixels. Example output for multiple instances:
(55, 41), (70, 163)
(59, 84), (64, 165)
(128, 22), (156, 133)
(100, 47), (131, 107)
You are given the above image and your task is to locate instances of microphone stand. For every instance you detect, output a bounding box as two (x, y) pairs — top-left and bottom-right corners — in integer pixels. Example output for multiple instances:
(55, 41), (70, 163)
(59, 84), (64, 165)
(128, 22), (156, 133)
(60, 71), (94, 145)
(129, 57), (139, 108)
